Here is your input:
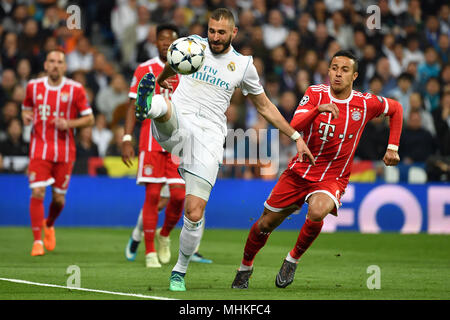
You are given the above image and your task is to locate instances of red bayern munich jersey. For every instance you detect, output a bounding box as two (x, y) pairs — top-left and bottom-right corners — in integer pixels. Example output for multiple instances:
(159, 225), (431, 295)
(289, 84), (401, 189)
(129, 57), (180, 152)
(22, 76), (92, 162)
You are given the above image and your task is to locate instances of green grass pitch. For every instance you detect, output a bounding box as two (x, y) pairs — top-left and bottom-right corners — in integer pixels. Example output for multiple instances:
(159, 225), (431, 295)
(0, 227), (449, 300)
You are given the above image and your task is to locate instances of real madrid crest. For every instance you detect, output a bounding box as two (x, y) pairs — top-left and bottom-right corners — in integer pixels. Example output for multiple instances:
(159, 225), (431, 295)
(227, 62), (236, 72)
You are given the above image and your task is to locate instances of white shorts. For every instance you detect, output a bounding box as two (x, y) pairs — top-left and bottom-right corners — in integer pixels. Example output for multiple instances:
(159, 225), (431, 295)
(151, 102), (224, 187)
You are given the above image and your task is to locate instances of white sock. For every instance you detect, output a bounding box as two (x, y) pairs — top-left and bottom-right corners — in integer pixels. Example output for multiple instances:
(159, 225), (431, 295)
(286, 252), (299, 264)
(147, 94), (168, 119)
(238, 263), (253, 271)
(172, 216), (204, 274)
(194, 215), (205, 253)
(132, 209), (143, 242)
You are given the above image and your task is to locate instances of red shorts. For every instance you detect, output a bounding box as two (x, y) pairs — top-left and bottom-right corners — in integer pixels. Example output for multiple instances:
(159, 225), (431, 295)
(28, 159), (74, 194)
(264, 169), (345, 215)
(137, 151), (184, 185)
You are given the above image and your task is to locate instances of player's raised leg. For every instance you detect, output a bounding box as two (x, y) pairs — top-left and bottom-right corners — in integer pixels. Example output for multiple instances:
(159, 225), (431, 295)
(29, 187), (46, 256)
(275, 192), (333, 288)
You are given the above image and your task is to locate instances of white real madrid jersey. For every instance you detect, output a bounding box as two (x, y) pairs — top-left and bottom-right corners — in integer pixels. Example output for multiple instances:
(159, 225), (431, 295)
(171, 35), (264, 137)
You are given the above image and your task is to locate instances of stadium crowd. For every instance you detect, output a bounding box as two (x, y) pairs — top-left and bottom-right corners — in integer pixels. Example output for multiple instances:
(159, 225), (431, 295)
(0, 0), (449, 181)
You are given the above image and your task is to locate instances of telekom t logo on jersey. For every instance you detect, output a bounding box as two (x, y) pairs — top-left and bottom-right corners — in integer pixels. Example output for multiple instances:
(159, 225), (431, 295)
(318, 122), (336, 142)
(38, 104), (51, 121)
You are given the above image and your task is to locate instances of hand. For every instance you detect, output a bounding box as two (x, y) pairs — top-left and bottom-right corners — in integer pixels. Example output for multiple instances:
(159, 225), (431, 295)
(22, 110), (33, 126)
(383, 149), (400, 166)
(157, 74), (173, 91)
(121, 141), (135, 168)
(295, 137), (315, 166)
(52, 118), (69, 130)
(318, 103), (339, 119)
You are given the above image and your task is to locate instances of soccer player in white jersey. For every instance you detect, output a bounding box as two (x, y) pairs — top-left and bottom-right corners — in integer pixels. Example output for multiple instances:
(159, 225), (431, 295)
(134, 8), (315, 291)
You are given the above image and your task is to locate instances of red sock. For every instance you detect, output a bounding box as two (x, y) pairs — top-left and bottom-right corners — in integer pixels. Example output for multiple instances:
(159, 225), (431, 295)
(241, 222), (270, 266)
(30, 197), (44, 241)
(160, 187), (185, 237)
(46, 201), (64, 227)
(142, 184), (162, 254)
(290, 218), (324, 260)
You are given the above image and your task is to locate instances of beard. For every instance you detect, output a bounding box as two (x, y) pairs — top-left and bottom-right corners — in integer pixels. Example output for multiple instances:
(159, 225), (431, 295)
(208, 35), (232, 54)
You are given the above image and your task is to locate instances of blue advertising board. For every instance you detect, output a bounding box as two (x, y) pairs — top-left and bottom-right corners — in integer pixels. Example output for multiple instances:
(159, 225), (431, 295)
(0, 175), (449, 233)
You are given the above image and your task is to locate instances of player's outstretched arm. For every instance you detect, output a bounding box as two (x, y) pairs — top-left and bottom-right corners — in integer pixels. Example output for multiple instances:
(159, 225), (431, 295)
(382, 98), (403, 166)
(121, 99), (137, 168)
(249, 92), (315, 165)
(156, 63), (177, 90)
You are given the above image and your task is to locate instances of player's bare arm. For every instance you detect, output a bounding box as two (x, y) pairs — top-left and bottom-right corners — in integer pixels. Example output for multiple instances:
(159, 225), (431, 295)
(248, 92), (315, 165)
(121, 98), (137, 168)
(53, 113), (94, 130)
(156, 63), (177, 90)
(382, 98), (403, 167)
(21, 109), (33, 126)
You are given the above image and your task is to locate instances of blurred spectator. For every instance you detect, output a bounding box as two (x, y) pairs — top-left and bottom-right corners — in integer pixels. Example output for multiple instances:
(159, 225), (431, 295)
(41, 6), (62, 38)
(313, 59), (330, 85)
(277, 91), (297, 122)
(399, 110), (436, 164)
(388, 0), (408, 17)
(111, 0), (138, 45)
(267, 46), (287, 77)
(74, 126), (99, 174)
(432, 91), (450, 156)
(351, 28), (367, 60)
(438, 4), (450, 34)
(95, 73), (128, 124)
(136, 25), (158, 64)
(251, 0), (267, 25)
(417, 46), (441, 87)
(327, 10), (354, 50)
(262, 9), (289, 50)
(150, 0), (176, 25)
(67, 36), (94, 74)
(355, 116), (389, 161)
(1, 32), (20, 70)
(294, 69), (311, 99)
(441, 64), (450, 88)
(436, 33), (450, 64)
(172, 6), (190, 37)
(313, 23), (334, 59)
(86, 53), (111, 97)
(407, 92), (436, 136)
(424, 15), (441, 49)
(0, 118), (28, 156)
(92, 113), (113, 158)
(0, 69), (17, 107)
(264, 74), (281, 107)
(280, 56), (298, 92)
(278, 0), (297, 28)
(283, 30), (302, 61)
(368, 75), (384, 96)
(184, 0), (209, 26)
(356, 43), (377, 90)
(0, 100), (19, 141)
(106, 125), (125, 156)
(403, 34), (425, 67)
(120, 5), (152, 68)
(423, 77), (441, 112)
(0, 0), (15, 20)
(296, 12), (315, 49)
(11, 84), (25, 106)
(389, 72), (414, 114)
(16, 58), (32, 88)
(18, 18), (42, 61)
(2, 4), (28, 34)
(374, 56), (397, 96)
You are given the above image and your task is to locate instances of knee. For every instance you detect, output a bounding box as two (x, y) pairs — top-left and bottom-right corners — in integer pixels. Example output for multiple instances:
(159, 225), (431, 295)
(184, 202), (204, 222)
(307, 205), (326, 222)
(257, 210), (279, 233)
(31, 187), (45, 200)
(52, 192), (66, 207)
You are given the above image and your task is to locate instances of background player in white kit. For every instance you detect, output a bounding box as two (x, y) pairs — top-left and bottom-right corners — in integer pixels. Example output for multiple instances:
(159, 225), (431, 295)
(135, 8), (315, 291)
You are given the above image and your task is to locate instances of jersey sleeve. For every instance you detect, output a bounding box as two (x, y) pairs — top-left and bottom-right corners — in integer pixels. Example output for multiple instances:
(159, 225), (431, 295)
(22, 81), (34, 110)
(74, 86), (93, 116)
(290, 86), (321, 132)
(239, 57), (264, 96)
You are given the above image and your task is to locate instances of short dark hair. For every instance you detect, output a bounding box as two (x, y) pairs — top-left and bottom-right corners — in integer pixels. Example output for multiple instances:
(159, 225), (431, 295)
(330, 50), (358, 72)
(156, 24), (179, 37)
(210, 8), (235, 26)
(46, 48), (66, 59)
(398, 72), (413, 82)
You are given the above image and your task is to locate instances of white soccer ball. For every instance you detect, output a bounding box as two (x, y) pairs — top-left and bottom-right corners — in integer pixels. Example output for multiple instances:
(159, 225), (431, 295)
(167, 37), (205, 75)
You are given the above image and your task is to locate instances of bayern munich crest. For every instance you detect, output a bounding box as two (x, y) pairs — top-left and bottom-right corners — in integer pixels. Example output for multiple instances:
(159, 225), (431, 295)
(351, 108), (362, 121)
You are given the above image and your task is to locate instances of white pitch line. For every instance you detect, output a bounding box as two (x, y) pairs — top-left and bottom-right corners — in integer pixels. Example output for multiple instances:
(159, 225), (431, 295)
(0, 277), (177, 300)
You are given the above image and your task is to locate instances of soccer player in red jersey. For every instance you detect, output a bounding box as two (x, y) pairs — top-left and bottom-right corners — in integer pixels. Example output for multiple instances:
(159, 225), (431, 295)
(232, 50), (403, 289)
(122, 24), (211, 267)
(22, 50), (94, 256)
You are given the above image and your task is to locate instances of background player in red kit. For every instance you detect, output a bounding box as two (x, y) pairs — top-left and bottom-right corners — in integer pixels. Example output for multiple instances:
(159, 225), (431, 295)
(122, 24), (210, 267)
(22, 50), (94, 256)
(232, 50), (403, 289)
